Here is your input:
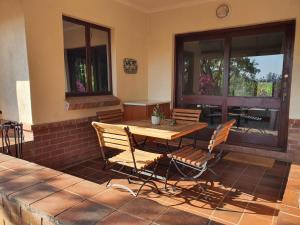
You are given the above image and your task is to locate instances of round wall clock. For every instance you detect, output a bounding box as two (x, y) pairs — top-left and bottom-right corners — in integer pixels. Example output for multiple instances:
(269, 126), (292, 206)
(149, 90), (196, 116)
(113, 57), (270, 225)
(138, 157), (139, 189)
(216, 4), (230, 18)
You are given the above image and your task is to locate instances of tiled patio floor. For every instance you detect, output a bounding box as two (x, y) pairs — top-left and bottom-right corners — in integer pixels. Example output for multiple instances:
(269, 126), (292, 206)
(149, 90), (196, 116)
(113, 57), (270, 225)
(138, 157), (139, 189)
(63, 156), (289, 225)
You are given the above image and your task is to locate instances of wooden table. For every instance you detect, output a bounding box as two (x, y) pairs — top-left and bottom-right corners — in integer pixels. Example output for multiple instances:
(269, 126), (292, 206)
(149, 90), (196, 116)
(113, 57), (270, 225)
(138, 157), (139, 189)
(122, 119), (208, 141)
(120, 119), (208, 182)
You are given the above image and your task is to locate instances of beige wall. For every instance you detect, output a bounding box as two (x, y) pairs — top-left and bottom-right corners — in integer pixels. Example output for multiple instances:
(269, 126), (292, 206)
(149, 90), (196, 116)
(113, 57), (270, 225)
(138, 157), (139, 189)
(0, 0), (32, 124)
(22, 0), (148, 124)
(3, 0), (300, 125)
(147, 0), (300, 119)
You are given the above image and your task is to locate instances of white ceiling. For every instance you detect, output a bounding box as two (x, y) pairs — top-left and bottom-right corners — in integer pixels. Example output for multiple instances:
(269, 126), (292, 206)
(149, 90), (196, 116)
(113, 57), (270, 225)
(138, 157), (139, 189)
(115, 0), (214, 13)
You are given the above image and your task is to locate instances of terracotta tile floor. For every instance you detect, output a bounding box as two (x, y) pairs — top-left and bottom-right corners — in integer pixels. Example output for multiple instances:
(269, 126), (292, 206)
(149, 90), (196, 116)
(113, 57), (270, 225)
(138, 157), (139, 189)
(63, 156), (289, 225)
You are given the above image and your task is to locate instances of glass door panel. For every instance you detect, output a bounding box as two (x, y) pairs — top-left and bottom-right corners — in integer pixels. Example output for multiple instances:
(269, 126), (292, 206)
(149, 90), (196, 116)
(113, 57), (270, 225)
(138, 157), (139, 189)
(227, 32), (284, 147)
(182, 39), (224, 96)
(182, 103), (222, 140)
(229, 32), (284, 98)
(175, 21), (295, 150)
(228, 107), (279, 133)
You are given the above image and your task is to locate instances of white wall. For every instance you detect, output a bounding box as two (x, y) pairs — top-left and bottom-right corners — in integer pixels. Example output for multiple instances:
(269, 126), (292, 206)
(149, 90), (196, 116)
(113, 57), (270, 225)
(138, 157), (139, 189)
(0, 0), (32, 124)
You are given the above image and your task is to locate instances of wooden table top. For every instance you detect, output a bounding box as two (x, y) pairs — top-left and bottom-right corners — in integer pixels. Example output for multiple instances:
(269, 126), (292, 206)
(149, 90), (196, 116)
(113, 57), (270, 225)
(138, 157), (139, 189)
(122, 119), (208, 140)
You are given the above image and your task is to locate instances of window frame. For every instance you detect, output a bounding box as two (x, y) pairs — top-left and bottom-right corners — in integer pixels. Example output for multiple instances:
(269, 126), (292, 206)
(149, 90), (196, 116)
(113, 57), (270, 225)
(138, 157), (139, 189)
(63, 16), (112, 97)
(174, 20), (295, 150)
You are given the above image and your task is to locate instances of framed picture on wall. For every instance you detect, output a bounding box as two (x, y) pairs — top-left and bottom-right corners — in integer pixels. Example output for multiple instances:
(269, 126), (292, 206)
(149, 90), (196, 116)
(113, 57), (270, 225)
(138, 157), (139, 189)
(123, 58), (138, 74)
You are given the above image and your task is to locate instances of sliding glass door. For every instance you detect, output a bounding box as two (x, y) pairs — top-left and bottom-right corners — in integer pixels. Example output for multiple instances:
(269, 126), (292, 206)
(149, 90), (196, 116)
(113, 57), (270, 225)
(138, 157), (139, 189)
(175, 21), (295, 150)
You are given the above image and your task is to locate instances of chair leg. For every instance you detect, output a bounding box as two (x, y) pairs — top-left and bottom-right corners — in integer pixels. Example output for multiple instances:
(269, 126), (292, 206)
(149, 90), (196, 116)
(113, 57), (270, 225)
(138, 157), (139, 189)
(168, 160), (209, 192)
(165, 140), (170, 152)
(107, 182), (138, 196)
(108, 162), (160, 197)
(208, 167), (217, 176)
(173, 160), (207, 179)
(177, 138), (182, 150)
(135, 177), (160, 196)
(142, 137), (148, 147)
(164, 159), (173, 190)
(106, 178), (112, 187)
(208, 149), (224, 168)
(207, 167), (221, 181)
(131, 162), (160, 196)
(193, 132), (197, 148)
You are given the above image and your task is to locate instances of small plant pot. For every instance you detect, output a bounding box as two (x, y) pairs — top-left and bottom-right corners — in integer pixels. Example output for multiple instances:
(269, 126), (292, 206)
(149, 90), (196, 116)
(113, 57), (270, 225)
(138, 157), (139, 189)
(151, 116), (161, 125)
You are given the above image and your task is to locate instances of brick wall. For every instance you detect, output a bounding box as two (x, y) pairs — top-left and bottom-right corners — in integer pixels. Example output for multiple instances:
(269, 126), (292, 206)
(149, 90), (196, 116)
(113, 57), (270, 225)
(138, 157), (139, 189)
(0, 153), (109, 225)
(288, 119), (300, 163)
(26, 116), (100, 169)
(19, 117), (300, 169)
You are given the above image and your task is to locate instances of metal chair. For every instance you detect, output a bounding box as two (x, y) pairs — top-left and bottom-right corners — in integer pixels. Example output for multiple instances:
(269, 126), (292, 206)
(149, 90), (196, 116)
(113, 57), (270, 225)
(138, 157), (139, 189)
(165, 119), (236, 190)
(92, 122), (163, 197)
(1, 121), (23, 158)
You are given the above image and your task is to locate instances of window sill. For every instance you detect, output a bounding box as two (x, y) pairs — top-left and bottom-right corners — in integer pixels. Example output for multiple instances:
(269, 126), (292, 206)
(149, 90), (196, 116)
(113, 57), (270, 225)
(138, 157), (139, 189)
(65, 95), (120, 110)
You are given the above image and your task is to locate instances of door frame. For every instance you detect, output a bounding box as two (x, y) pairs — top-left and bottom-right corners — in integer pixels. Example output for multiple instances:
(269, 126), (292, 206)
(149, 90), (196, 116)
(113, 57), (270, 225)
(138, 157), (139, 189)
(174, 20), (295, 150)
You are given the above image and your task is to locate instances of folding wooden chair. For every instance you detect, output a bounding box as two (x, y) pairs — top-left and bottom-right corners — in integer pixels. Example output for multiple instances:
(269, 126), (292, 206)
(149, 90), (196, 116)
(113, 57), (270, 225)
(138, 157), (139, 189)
(155, 108), (202, 149)
(97, 109), (147, 147)
(165, 119), (236, 190)
(92, 122), (163, 197)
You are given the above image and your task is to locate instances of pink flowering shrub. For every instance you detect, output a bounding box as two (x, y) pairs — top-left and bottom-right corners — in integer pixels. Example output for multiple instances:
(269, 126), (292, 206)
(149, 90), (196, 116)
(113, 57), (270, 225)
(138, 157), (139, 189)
(76, 80), (86, 92)
(199, 74), (215, 95)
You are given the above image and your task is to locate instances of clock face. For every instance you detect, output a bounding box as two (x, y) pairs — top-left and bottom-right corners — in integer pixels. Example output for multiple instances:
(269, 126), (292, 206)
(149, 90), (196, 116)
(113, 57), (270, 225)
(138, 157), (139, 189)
(216, 4), (230, 18)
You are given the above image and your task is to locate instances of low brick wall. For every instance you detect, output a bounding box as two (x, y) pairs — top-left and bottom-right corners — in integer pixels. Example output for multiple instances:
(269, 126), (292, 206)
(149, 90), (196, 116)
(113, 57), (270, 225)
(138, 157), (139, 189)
(0, 153), (111, 225)
(19, 117), (300, 170)
(288, 119), (300, 163)
(28, 116), (100, 169)
(278, 163), (300, 224)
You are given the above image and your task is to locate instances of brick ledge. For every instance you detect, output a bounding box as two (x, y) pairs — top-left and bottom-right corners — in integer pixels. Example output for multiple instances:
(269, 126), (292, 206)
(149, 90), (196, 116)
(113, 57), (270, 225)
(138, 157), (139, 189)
(0, 153), (109, 225)
(65, 95), (120, 110)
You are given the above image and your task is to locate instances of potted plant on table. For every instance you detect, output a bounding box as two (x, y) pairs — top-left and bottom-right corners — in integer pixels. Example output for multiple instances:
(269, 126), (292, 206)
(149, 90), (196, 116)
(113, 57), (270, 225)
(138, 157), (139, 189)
(151, 104), (164, 125)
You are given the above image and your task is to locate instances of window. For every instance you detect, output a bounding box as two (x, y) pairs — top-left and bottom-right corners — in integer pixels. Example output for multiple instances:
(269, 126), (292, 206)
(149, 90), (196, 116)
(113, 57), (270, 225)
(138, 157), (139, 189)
(183, 39), (224, 96)
(229, 32), (284, 98)
(63, 16), (112, 96)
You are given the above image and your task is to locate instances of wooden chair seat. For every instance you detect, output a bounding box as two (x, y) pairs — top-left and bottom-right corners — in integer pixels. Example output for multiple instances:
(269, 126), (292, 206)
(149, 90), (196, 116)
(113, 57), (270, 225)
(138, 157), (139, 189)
(164, 119), (236, 190)
(167, 146), (214, 167)
(109, 149), (163, 170)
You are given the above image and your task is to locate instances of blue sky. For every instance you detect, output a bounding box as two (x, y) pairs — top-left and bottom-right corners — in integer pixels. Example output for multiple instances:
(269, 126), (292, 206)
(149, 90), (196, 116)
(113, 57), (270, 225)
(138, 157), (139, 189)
(249, 54), (284, 79)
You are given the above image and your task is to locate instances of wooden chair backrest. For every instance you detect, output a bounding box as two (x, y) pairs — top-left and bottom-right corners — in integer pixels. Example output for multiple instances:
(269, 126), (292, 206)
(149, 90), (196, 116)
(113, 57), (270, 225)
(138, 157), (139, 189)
(208, 119), (236, 152)
(172, 108), (201, 122)
(92, 122), (133, 158)
(97, 109), (123, 124)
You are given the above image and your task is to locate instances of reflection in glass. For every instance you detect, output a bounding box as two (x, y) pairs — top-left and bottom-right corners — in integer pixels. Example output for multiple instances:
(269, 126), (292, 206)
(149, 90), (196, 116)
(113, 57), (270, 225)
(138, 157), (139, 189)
(183, 39), (224, 96)
(90, 28), (110, 93)
(228, 106), (279, 136)
(229, 32), (284, 97)
(195, 104), (222, 128)
(63, 21), (87, 93)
